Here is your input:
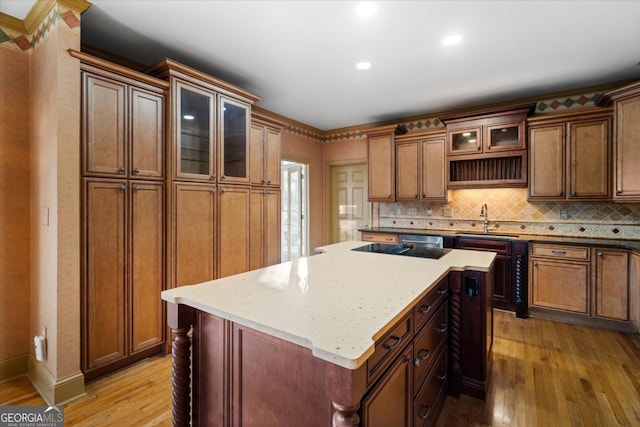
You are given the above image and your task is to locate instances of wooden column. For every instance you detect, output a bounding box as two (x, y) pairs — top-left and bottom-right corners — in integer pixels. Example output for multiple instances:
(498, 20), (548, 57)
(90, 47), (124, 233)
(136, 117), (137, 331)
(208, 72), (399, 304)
(331, 401), (360, 427)
(448, 271), (462, 397)
(167, 303), (195, 427)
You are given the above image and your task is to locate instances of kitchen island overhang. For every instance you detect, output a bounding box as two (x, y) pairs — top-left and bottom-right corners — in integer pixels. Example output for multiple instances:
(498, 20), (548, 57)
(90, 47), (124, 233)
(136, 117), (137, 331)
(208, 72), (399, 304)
(162, 241), (496, 426)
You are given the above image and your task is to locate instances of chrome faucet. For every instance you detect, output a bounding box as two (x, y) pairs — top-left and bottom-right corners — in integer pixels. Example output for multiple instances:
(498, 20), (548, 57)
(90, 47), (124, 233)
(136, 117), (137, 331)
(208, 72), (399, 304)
(480, 203), (489, 233)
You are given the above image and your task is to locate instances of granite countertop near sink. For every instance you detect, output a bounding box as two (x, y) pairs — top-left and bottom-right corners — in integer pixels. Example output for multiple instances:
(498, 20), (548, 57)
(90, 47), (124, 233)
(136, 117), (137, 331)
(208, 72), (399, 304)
(360, 226), (640, 251)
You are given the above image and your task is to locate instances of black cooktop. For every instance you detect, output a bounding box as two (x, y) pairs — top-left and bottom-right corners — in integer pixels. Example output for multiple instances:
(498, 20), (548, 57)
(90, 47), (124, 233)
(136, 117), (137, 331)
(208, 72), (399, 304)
(352, 243), (452, 260)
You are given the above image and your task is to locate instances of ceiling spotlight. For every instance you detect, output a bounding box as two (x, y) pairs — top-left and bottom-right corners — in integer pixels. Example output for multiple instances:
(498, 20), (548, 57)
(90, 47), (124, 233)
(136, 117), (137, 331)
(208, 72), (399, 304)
(355, 2), (377, 17)
(442, 34), (462, 46)
(356, 61), (372, 70)
(183, 114), (195, 120)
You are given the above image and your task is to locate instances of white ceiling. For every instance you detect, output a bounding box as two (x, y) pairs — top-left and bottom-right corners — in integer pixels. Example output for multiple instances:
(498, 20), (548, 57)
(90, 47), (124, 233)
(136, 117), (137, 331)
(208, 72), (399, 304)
(3, 1), (640, 130)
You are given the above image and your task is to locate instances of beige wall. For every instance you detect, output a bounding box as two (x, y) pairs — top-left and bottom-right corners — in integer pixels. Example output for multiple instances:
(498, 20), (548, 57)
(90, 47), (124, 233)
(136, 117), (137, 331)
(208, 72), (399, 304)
(281, 132), (325, 251)
(0, 47), (31, 363)
(30, 24), (82, 380)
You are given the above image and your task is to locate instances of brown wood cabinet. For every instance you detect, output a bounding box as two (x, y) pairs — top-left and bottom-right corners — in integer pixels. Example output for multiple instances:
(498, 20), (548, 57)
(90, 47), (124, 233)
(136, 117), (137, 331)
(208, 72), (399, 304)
(80, 55), (168, 380)
(630, 251), (640, 331)
(593, 248), (628, 321)
(250, 188), (281, 270)
(528, 110), (612, 201)
(250, 113), (284, 187)
(395, 132), (447, 202)
(173, 183), (217, 287)
(441, 104), (535, 188)
(82, 179), (165, 380)
(218, 185), (250, 277)
(529, 242), (634, 332)
(367, 125), (399, 201)
(82, 65), (165, 180)
(361, 231), (399, 244)
(597, 80), (640, 201)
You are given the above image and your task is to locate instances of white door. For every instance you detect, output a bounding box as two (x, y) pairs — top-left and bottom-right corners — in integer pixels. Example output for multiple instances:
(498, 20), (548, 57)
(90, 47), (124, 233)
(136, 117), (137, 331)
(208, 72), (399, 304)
(330, 163), (370, 243)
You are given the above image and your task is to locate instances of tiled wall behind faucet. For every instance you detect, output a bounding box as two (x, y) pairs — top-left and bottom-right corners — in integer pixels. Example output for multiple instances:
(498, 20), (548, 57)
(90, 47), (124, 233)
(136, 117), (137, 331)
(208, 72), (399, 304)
(377, 188), (640, 240)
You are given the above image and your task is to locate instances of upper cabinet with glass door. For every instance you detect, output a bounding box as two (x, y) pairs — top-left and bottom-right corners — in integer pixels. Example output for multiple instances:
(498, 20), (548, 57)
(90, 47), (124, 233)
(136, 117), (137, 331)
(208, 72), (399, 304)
(444, 104), (534, 156)
(175, 81), (215, 181)
(146, 58), (261, 183)
(219, 96), (250, 184)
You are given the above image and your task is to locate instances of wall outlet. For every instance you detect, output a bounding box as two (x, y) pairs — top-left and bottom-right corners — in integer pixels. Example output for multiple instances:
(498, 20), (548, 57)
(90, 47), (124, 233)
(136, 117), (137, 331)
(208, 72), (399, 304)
(425, 208), (432, 217)
(408, 207), (417, 216)
(443, 208), (453, 217)
(560, 208), (569, 219)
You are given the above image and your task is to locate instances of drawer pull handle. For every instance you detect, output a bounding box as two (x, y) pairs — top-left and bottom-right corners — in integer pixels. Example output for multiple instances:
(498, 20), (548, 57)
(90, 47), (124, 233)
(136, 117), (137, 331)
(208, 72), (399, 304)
(437, 323), (447, 333)
(384, 237), (394, 242)
(417, 404), (431, 420)
(551, 250), (566, 255)
(417, 349), (430, 361)
(382, 335), (401, 351)
(418, 304), (431, 314)
(438, 286), (448, 295)
(437, 370), (447, 381)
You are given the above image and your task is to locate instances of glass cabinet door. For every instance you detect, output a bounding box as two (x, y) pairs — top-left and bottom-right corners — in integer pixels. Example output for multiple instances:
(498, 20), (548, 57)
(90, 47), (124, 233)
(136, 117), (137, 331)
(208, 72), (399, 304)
(485, 122), (525, 152)
(448, 127), (481, 155)
(175, 82), (215, 180)
(219, 96), (250, 183)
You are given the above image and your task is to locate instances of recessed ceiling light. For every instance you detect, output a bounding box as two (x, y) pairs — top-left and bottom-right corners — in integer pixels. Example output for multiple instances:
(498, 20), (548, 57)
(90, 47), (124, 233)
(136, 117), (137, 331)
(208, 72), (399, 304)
(355, 2), (377, 17)
(183, 114), (194, 120)
(356, 61), (372, 70)
(442, 34), (462, 46)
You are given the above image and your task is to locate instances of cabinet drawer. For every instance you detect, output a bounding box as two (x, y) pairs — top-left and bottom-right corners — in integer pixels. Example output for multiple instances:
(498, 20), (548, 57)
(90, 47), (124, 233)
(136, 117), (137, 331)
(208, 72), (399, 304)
(362, 232), (398, 244)
(414, 278), (448, 330)
(531, 244), (589, 260)
(457, 238), (511, 255)
(367, 312), (412, 385)
(413, 304), (448, 391)
(413, 345), (448, 427)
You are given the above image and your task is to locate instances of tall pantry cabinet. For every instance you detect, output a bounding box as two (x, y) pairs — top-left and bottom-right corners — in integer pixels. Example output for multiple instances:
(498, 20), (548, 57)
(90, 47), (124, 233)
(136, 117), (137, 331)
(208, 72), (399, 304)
(146, 59), (261, 288)
(80, 57), (168, 380)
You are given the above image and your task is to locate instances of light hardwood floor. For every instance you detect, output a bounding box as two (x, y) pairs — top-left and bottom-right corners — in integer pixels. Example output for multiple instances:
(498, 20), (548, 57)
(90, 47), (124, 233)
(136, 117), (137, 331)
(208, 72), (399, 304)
(1, 311), (639, 426)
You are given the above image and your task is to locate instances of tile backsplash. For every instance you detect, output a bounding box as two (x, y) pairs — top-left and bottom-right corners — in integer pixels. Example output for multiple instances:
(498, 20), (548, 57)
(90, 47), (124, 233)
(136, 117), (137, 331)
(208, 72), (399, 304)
(376, 188), (640, 240)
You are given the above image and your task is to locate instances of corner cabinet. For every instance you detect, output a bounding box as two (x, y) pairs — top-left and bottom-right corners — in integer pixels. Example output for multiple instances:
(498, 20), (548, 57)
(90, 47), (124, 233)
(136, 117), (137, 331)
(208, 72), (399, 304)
(78, 54), (168, 381)
(395, 131), (447, 202)
(597, 80), (640, 201)
(441, 104), (535, 188)
(528, 109), (612, 201)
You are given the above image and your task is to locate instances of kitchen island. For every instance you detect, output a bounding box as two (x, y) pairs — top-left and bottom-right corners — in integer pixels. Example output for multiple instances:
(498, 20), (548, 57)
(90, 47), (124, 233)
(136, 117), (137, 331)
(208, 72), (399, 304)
(162, 241), (496, 426)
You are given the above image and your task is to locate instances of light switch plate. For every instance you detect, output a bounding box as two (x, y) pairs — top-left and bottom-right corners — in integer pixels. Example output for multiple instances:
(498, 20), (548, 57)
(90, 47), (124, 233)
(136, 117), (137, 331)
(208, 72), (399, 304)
(560, 208), (568, 219)
(443, 208), (453, 217)
(426, 208), (432, 217)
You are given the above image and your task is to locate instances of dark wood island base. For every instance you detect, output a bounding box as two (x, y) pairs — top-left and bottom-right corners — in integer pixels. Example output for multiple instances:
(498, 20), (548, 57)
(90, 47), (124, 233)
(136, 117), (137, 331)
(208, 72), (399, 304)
(167, 268), (493, 427)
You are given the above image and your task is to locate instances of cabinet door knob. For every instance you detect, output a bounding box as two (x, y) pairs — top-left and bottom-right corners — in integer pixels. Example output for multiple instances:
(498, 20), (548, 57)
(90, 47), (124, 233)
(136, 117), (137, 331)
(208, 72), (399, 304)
(261, 179), (266, 184)
(422, 194), (426, 198)
(221, 175), (226, 180)
(134, 185), (140, 191)
(210, 174), (216, 180)
(534, 261), (538, 267)
(267, 179), (271, 184)
(221, 188), (226, 193)
(119, 184), (126, 191)
(558, 191), (564, 196)
(571, 191), (577, 197)
(119, 166), (125, 173)
(210, 188), (216, 193)
(133, 167), (140, 174)
(597, 252), (603, 257)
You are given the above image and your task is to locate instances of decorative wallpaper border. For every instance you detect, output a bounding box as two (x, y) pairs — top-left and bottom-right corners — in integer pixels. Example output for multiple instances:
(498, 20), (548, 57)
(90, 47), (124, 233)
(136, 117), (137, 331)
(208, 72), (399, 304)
(305, 92), (604, 143)
(0, 4), (80, 53)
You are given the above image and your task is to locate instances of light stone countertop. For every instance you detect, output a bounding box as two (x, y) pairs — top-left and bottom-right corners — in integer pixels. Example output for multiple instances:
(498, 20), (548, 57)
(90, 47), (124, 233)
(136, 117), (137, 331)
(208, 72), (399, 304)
(161, 240), (496, 369)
